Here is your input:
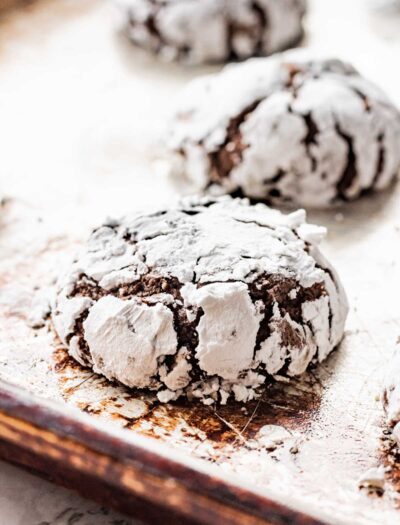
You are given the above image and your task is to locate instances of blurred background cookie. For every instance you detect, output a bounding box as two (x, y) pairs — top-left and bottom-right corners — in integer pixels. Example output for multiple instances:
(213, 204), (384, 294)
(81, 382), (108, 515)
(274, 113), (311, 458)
(167, 52), (400, 208)
(118, 0), (306, 65)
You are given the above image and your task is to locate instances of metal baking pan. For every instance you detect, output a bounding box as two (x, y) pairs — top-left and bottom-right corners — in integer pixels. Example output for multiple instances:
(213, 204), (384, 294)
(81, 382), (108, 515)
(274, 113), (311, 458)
(1, 0), (400, 523)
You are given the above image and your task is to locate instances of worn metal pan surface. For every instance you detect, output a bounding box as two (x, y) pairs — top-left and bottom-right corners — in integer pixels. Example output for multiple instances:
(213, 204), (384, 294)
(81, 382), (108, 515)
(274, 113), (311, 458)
(1, 0), (400, 523)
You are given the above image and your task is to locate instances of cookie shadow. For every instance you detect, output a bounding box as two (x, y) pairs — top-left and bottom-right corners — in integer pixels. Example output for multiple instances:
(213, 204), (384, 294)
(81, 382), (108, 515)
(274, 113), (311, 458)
(159, 374), (324, 446)
(53, 344), (333, 448)
(306, 181), (399, 244)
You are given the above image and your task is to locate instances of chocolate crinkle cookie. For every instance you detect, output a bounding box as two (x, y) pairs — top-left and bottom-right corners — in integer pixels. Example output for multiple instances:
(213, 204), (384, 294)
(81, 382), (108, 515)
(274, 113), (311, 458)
(118, 0), (306, 65)
(52, 196), (348, 405)
(168, 53), (400, 208)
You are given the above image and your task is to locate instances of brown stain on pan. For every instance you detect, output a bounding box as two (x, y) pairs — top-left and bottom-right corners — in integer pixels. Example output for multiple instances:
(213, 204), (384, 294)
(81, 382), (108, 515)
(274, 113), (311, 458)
(53, 346), (323, 450)
(53, 347), (83, 373)
(131, 377), (322, 445)
(379, 427), (400, 499)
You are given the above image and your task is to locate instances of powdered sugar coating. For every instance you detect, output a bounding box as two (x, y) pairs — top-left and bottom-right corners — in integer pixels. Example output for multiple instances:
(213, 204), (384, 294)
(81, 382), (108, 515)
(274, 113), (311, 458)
(118, 0), (306, 65)
(168, 53), (400, 208)
(52, 197), (348, 404)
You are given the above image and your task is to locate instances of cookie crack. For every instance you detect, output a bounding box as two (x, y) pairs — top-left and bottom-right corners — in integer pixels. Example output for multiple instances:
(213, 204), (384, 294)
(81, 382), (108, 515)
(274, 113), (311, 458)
(232, 217), (275, 232)
(352, 87), (372, 112)
(69, 272), (183, 302)
(283, 63), (308, 98)
(315, 264), (338, 343)
(248, 274), (327, 354)
(335, 122), (357, 200)
(167, 305), (203, 359)
(66, 309), (91, 366)
(208, 99), (263, 183)
(372, 133), (385, 187)
(250, 1), (268, 55)
(192, 252), (218, 284)
(302, 111), (319, 172)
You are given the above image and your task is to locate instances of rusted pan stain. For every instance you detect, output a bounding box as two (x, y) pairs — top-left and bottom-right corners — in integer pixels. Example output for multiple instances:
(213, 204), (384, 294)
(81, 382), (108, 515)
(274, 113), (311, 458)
(53, 347), (83, 373)
(380, 428), (400, 499)
(53, 346), (323, 450)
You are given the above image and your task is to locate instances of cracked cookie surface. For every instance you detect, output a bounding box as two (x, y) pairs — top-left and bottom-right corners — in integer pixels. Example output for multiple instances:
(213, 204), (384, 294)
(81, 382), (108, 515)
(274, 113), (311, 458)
(168, 53), (400, 208)
(52, 196), (348, 404)
(118, 0), (306, 65)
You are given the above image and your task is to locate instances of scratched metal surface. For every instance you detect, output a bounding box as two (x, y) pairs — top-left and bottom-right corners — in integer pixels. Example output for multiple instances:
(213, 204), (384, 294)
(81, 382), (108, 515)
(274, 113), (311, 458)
(1, 1), (400, 524)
